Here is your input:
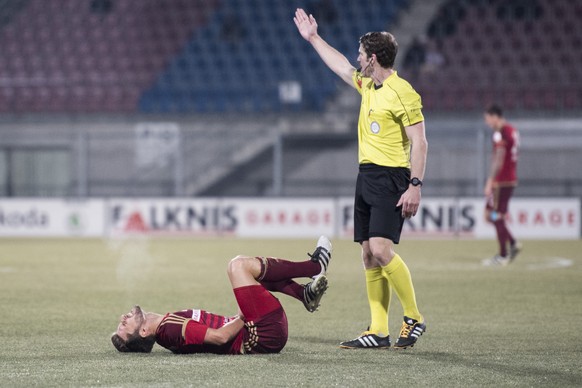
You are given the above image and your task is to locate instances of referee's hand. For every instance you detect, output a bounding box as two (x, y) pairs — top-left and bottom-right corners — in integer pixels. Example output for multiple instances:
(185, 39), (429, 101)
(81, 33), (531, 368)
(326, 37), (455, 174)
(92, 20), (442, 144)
(294, 8), (318, 42)
(397, 186), (421, 218)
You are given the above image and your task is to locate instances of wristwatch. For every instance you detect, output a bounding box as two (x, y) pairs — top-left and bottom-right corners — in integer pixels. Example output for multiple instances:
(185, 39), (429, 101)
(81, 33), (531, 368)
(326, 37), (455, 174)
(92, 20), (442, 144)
(410, 177), (423, 187)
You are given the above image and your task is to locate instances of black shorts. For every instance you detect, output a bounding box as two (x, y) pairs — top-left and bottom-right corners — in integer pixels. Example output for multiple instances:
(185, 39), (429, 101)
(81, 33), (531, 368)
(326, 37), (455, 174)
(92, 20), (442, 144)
(354, 164), (410, 244)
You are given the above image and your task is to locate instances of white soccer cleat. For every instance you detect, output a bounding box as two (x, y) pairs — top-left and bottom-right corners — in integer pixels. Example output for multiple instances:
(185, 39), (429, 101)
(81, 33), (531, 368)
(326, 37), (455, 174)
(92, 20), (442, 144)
(482, 254), (511, 267)
(303, 274), (328, 313)
(308, 235), (332, 275)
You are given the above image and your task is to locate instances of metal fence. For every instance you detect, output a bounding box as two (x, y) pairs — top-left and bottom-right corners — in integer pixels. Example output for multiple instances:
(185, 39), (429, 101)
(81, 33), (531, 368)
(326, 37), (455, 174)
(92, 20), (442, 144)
(0, 116), (581, 198)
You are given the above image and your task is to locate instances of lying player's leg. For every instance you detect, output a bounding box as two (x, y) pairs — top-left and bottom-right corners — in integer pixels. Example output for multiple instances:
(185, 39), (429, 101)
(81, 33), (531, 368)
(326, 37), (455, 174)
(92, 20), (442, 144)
(256, 236), (332, 283)
(227, 255), (288, 353)
(261, 276), (328, 313)
(227, 238), (332, 354)
(257, 236), (331, 312)
(229, 236), (332, 313)
(260, 279), (304, 301)
(227, 254), (263, 289)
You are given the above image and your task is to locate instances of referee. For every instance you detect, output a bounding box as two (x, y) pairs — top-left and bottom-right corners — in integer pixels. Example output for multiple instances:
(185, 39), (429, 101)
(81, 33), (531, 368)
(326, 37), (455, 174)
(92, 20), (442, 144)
(294, 9), (428, 349)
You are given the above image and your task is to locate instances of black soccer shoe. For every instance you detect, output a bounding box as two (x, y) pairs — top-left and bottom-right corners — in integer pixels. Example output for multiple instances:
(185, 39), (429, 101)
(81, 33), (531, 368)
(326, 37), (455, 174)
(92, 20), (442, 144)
(303, 274), (328, 313)
(308, 236), (332, 275)
(509, 241), (522, 262)
(394, 316), (426, 349)
(339, 332), (391, 349)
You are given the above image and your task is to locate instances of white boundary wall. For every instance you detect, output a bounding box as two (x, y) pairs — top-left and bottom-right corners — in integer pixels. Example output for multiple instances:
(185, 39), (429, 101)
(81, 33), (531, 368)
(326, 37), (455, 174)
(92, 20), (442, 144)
(0, 199), (105, 237)
(0, 197), (579, 239)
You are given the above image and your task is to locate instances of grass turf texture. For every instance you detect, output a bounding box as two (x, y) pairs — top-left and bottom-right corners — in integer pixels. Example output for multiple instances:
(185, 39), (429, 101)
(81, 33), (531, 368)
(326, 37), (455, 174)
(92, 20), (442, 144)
(0, 238), (581, 387)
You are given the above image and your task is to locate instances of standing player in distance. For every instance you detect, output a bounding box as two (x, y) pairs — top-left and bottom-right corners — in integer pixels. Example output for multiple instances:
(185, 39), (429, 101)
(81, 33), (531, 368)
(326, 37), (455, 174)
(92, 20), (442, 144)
(482, 104), (521, 266)
(111, 237), (331, 354)
(294, 9), (428, 349)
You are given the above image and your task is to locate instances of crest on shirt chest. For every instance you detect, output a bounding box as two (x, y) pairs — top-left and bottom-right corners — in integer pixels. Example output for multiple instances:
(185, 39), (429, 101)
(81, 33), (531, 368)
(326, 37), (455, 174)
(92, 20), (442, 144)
(368, 108), (381, 134)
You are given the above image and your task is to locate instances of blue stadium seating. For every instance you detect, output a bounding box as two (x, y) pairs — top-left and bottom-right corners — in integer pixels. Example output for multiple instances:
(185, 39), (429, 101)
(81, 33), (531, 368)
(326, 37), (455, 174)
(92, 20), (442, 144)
(138, 0), (407, 113)
(0, 0), (407, 114)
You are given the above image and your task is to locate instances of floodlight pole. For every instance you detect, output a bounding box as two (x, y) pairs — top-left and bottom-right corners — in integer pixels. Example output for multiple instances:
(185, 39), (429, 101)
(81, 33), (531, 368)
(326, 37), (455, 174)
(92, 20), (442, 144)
(76, 129), (88, 198)
(272, 133), (283, 196)
(174, 130), (184, 197)
(476, 126), (486, 196)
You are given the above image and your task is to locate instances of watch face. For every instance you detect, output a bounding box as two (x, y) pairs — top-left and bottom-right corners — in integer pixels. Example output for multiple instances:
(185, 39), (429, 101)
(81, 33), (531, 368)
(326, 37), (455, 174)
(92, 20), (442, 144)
(411, 178), (422, 186)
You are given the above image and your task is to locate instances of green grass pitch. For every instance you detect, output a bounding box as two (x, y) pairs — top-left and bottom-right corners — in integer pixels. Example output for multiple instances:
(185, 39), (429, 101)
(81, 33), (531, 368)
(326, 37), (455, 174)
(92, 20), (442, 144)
(0, 237), (581, 387)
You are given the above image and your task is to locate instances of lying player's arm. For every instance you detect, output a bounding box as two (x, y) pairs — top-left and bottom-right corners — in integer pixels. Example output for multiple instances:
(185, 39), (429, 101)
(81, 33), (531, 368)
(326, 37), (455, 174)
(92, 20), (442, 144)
(294, 8), (355, 86)
(203, 317), (244, 346)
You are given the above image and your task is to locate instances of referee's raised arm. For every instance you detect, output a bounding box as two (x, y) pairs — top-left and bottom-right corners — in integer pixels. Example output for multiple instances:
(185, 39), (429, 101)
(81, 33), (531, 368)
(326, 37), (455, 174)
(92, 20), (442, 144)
(293, 8), (355, 87)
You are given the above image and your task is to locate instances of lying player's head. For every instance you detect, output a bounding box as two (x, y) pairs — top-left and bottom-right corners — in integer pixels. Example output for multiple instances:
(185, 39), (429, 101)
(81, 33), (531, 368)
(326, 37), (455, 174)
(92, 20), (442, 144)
(484, 103), (504, 129)
(358, 31), (398, 71)
(111, 305), (155, 353)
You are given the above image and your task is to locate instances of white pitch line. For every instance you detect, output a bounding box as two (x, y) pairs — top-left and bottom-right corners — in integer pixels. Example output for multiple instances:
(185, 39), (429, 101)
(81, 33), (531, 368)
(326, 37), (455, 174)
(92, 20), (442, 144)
(526, 257), (574, 270)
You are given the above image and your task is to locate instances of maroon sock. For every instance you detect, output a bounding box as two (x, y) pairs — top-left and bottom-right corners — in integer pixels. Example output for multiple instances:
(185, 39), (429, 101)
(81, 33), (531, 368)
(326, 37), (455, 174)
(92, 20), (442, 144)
(494, 219), (509, 257)
(258, 257), (320, 282)
(261, 280), (304, 302)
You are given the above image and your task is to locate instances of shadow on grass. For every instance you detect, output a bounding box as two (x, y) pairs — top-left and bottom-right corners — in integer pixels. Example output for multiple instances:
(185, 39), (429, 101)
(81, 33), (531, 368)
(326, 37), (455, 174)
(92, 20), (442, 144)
(292, 336), (341, 346)
(400, 350), (582, 385)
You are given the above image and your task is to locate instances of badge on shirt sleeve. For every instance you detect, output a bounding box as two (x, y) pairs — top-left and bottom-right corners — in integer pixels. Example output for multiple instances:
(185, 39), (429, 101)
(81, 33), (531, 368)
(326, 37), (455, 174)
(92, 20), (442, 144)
(370, 121), (380, 134)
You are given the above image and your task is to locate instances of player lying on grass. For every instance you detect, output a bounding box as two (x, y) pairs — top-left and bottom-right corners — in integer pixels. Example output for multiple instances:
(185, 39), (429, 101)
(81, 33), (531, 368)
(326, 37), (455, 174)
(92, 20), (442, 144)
(111, 237), (332, 355)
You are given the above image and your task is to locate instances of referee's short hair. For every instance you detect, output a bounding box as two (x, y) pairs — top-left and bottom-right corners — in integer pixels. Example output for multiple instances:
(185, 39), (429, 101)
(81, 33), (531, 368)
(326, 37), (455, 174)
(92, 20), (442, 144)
(484, 103), (503, 117)
(359, 31), (398, 69)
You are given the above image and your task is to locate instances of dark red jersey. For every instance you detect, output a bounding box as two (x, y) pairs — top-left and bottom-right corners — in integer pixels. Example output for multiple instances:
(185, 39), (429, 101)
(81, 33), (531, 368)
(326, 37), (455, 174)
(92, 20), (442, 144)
(155, 309), (244, 355)
(155, 285), (288, 355)
(492, 123), (519, 185)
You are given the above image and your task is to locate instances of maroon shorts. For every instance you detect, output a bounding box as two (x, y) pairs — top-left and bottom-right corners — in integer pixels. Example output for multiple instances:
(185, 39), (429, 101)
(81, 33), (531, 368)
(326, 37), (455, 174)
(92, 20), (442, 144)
(486, 186), (514, 214)
(233, 285), (288, 354)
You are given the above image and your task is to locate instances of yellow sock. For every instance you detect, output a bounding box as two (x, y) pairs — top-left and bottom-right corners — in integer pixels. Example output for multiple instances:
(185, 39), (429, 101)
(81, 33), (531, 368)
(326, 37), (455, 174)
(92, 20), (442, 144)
(382, 254), (422, 322)
(365, 267), (390, 336)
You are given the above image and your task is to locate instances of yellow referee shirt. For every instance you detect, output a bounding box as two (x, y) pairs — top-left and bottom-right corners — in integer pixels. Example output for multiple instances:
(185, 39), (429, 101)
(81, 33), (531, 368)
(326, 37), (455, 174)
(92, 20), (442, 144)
(352, 70), (424, 168)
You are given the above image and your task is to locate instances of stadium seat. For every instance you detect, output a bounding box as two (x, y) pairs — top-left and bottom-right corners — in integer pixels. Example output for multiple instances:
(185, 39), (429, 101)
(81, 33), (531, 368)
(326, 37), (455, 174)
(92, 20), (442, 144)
(138, 0), (408, 113)
(402, 0), (582, 111)
(0, 0), (219, 113)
